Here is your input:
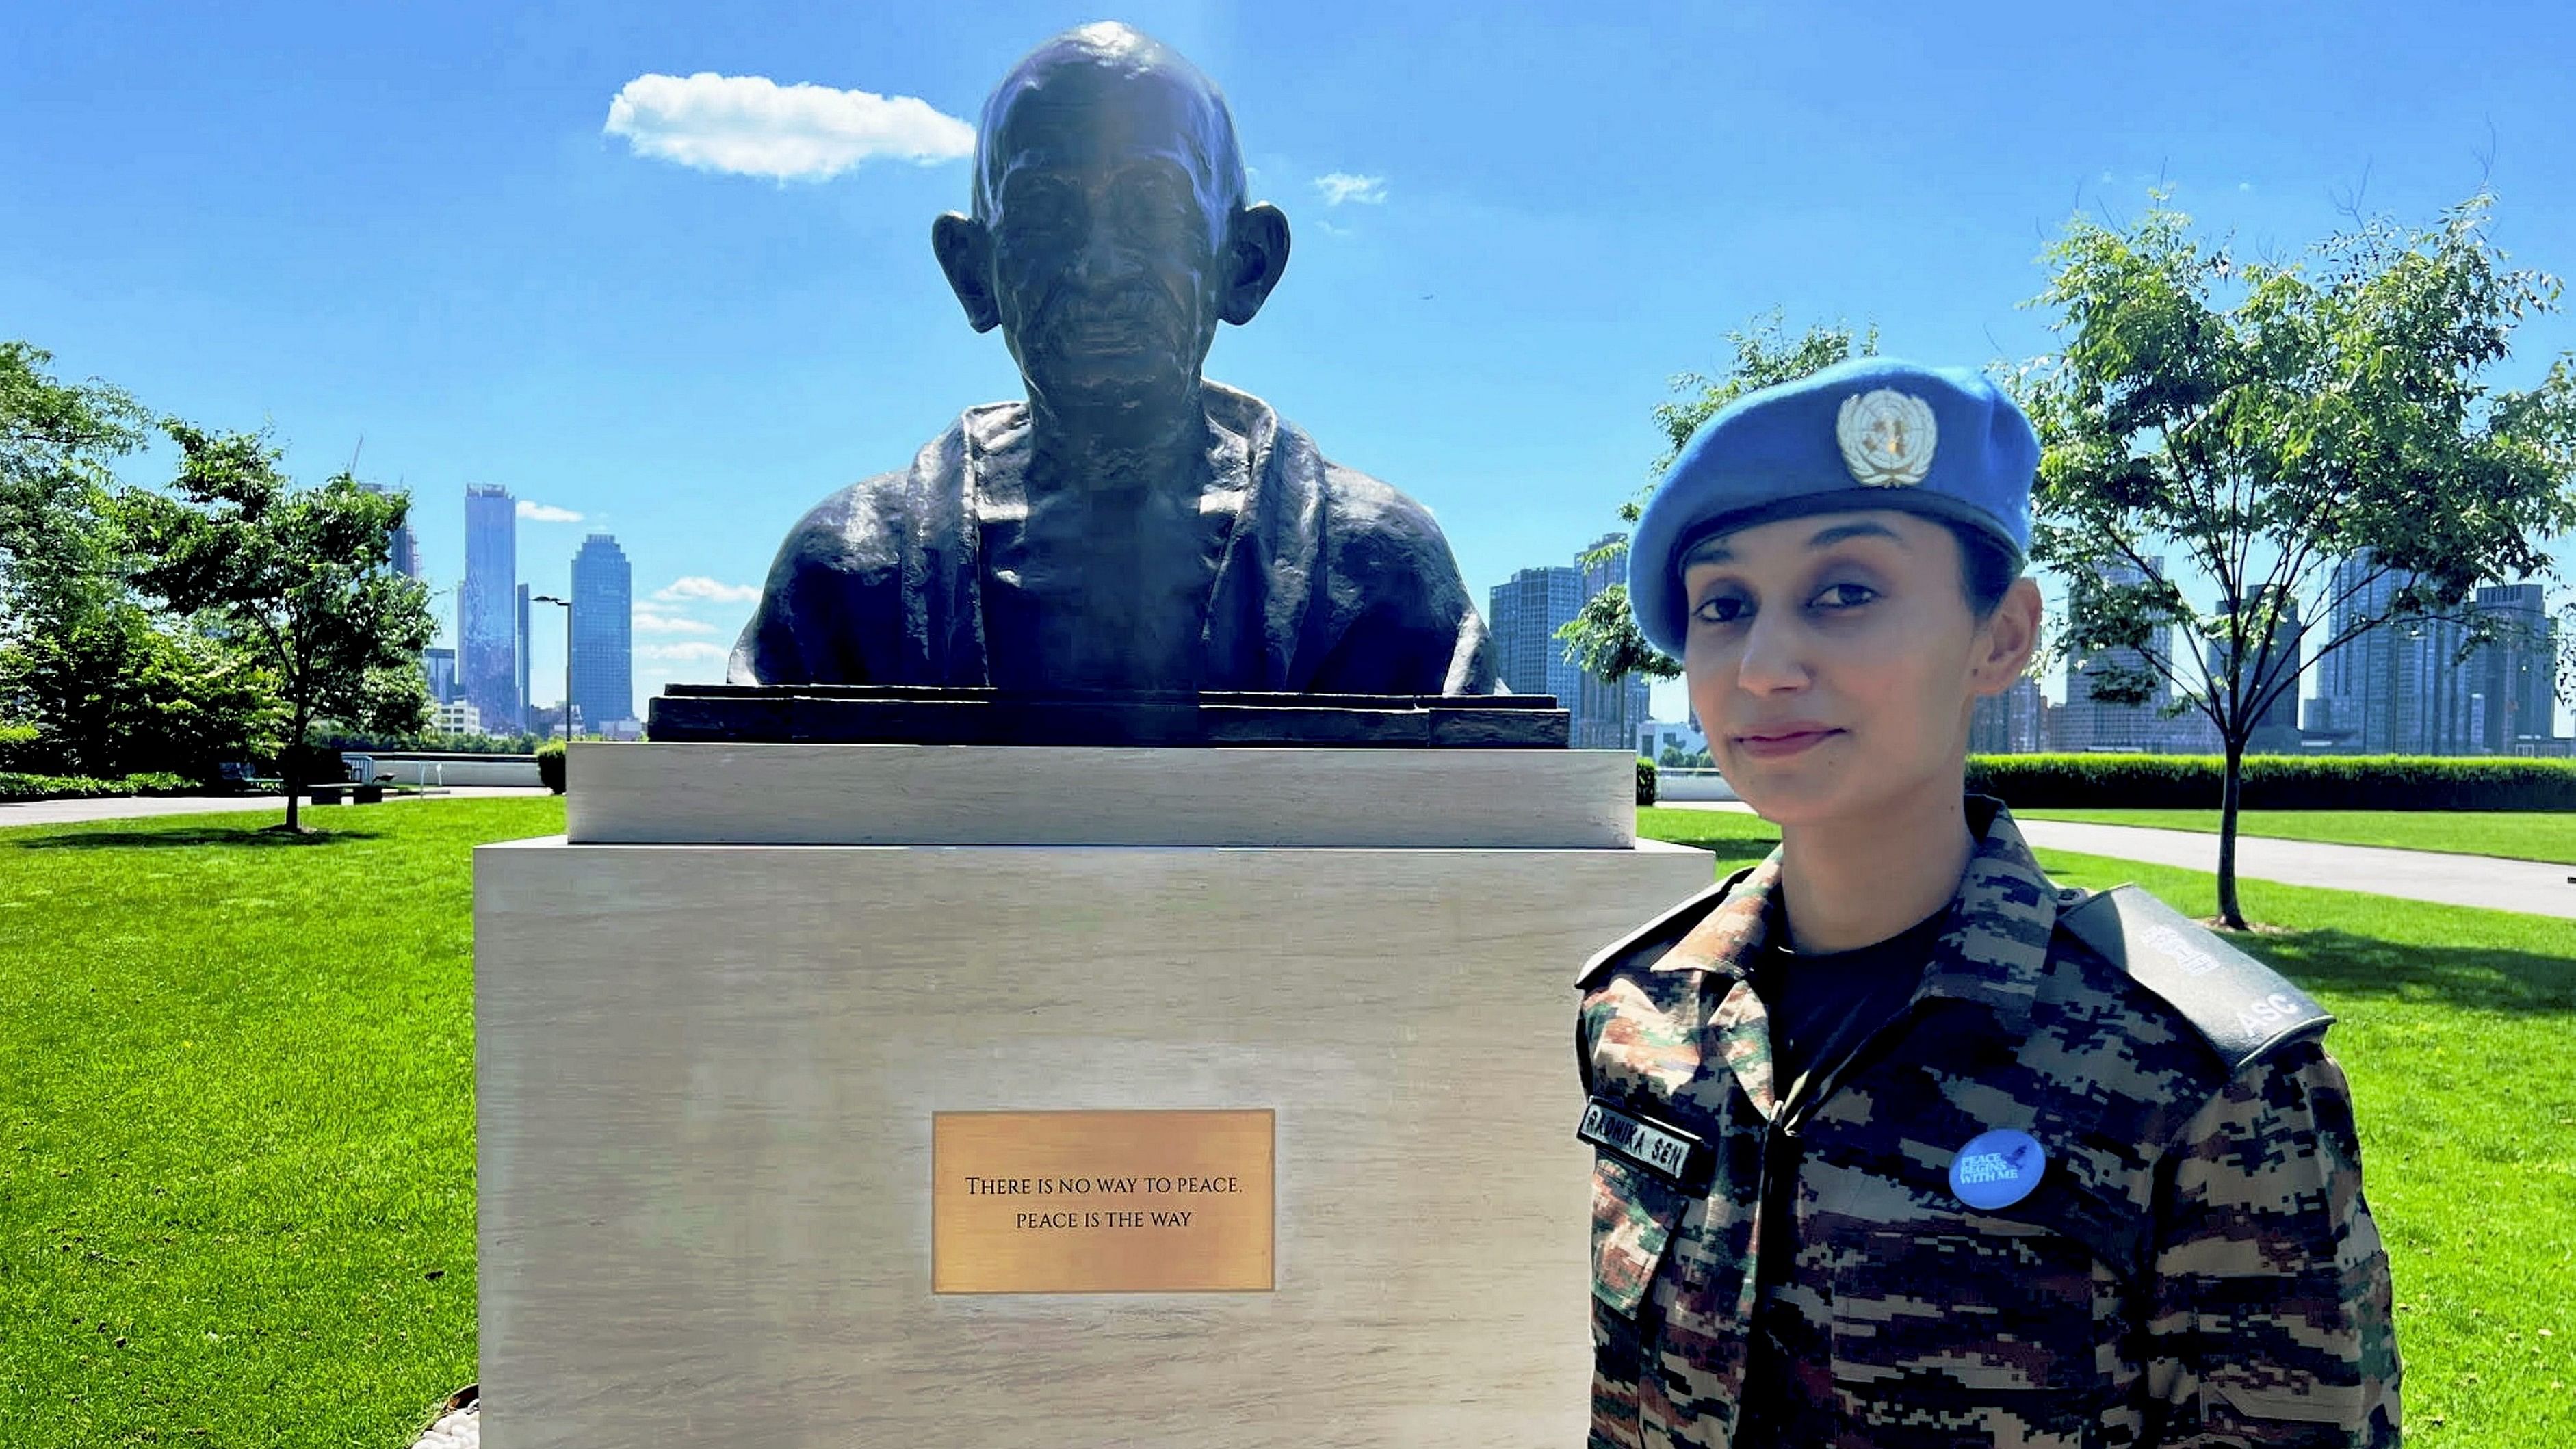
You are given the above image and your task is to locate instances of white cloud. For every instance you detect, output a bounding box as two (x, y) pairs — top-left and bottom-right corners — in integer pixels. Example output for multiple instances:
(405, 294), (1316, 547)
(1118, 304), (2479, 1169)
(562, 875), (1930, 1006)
(639, 640), (729, 663)
(1314, 172), (1388, 207)
(517, 500), (583, 523)
(633, 608), (718, 635)
(655, 575), (763, 605)
(605, 72), (975, 181)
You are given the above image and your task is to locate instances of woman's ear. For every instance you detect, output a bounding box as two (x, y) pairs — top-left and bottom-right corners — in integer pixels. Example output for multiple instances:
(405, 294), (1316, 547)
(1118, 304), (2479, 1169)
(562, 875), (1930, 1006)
(1970, 577), (2043, 698)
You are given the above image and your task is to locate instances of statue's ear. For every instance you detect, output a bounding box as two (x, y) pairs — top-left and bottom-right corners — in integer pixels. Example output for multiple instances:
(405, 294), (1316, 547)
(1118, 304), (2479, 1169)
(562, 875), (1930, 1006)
(932, 212), (1002, 333)
(1217, 203), (1291, 326)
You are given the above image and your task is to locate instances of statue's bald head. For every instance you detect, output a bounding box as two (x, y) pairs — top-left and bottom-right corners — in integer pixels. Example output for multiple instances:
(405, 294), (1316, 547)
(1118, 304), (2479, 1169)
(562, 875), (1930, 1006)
(933, 23), (1289, 430)
(970, 23), (1247, 231)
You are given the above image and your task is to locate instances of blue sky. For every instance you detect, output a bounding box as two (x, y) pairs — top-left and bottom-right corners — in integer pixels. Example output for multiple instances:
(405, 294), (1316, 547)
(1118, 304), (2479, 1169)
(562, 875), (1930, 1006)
(6, 1), (2572, 728)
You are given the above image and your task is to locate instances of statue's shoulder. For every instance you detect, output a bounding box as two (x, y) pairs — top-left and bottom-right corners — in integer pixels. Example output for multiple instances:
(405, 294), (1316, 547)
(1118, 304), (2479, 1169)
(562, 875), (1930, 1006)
(1226, 394), (1456, 564)
(771, 468), (911, 577)
(775, 417), (983, 574)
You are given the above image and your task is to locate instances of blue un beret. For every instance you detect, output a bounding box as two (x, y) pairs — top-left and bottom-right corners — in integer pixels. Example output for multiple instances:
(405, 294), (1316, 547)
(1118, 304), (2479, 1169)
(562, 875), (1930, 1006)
(1626, 357), (2038, 657)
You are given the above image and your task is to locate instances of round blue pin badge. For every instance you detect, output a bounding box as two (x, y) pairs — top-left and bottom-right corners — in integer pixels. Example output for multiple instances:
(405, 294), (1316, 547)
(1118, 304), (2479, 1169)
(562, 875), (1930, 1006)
(1948, 1127), (2047, 1211)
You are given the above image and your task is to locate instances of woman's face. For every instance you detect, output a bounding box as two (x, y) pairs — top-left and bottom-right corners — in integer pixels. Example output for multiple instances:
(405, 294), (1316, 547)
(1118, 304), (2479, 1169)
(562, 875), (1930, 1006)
(1679, 508), (2036, 828)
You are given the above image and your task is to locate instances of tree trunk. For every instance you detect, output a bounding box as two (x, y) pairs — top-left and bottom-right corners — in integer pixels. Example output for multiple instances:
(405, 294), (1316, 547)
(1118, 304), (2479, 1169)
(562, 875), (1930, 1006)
(2216, 739), (2247, 930)
(279, 707), (310, 833)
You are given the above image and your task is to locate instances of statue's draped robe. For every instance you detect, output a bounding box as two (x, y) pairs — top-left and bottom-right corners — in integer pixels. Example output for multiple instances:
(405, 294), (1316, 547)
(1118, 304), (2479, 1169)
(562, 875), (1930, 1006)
(729, 384), (1500, 694)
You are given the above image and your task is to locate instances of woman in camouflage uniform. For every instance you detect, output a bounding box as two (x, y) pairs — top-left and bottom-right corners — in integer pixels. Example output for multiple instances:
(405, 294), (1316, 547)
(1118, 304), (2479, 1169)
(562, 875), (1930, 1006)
(1578, 358), (2398, 1448)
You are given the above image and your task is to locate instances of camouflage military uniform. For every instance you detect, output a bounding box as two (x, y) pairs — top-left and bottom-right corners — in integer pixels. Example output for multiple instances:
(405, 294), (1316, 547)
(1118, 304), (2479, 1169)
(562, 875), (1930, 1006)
(1577, 798), (2399, 1447)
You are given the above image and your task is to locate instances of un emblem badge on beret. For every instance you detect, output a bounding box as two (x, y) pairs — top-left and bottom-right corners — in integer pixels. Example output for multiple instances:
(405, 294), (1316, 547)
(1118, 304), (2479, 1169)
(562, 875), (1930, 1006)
(1836, 389), (1938, 486)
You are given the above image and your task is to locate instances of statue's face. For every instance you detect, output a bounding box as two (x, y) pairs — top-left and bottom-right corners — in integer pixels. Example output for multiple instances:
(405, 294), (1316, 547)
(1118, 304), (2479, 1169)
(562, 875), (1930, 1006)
(980, 66), (1235, 416)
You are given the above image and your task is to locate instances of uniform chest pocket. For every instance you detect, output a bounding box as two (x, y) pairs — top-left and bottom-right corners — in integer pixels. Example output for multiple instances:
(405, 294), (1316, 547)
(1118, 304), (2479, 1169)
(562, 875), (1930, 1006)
(1590, 1154), (1687, 1318)
(1829, 1216), (2114, 1411)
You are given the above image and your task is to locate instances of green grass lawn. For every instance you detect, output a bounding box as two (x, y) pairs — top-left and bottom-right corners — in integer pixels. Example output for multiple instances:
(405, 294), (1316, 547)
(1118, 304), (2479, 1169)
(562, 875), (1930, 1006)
(2010, 807), (2576, 865)
(1, 798), (562, 1448)
(5, 800), (2568, 1445)
(1640, 805), (2576, 1445)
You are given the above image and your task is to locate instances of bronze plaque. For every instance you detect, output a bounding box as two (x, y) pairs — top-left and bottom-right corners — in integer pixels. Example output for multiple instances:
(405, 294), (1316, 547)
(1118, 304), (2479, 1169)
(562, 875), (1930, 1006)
(931, 1110), (1275, 1294)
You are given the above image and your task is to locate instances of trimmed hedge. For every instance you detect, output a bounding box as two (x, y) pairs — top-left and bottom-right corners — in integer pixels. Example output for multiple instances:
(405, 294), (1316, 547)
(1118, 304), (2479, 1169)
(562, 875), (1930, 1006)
(1965, 755), (2576, 812)
(0, 771), (200, 804)
(536, 740), (567, 794)
(1637, 757), (1658, 807)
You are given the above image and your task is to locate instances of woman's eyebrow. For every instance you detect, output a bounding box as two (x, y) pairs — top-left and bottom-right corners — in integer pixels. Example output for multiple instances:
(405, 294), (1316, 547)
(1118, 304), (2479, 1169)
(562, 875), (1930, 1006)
(1804, 521), (1905, 550)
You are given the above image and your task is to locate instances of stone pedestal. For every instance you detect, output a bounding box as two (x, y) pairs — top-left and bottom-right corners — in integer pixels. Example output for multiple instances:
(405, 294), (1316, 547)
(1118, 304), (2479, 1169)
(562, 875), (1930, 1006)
(476, 744), (1710, 1448)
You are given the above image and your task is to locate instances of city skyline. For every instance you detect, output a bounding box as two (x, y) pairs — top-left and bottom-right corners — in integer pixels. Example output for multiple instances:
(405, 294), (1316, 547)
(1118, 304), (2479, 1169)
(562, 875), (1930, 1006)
(14, 3), (2571, 722)
(415, 482), (2570, 751)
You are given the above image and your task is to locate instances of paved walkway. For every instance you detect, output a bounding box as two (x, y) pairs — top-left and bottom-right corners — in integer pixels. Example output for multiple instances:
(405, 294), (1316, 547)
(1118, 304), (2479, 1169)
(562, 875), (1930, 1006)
(1662, 802), (2576, 919)
(0, 786), (553, 829)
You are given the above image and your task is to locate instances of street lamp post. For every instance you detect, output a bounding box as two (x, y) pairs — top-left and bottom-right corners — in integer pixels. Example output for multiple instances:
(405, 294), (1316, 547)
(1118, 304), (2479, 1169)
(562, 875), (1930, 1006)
(532, 593), (573, 740)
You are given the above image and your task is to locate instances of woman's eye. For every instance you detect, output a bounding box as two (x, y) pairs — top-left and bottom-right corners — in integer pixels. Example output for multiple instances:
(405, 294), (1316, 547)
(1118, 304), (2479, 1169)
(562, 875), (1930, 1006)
(1813, 582), (1877, 610)
(1691, 595), (1748, 625)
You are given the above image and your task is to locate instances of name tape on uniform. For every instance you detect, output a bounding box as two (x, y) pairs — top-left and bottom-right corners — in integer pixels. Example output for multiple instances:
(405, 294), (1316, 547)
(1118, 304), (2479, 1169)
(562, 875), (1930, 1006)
(1578, 1098), (1710, 1191)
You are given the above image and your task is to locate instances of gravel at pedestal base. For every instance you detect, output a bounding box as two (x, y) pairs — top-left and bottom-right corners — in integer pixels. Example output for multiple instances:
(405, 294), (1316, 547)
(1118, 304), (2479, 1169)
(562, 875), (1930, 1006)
(409, 1399), (477, 1448)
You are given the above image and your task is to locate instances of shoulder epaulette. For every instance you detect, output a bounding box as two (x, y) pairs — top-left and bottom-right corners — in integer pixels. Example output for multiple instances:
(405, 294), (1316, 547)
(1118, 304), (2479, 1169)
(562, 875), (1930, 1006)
(2055, 884), (2332, 1070)
(1574, 866), (1750, 989)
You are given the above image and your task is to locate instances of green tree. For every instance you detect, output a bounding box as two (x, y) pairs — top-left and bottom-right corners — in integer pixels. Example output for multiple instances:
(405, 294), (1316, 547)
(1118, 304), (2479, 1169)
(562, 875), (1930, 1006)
(0, 341), (146, 618)
(1559, 312), (1879, 683)
(2022, 190), (2576, 927)
(0, 341), (283, 779)
(123, 426), (435, 830)
(4, 601), (281, 778)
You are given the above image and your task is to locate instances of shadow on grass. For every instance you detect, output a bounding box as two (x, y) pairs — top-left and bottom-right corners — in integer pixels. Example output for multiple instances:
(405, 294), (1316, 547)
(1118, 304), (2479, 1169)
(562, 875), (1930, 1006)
(2241, 928), (2576, 1016)
(9, 825), (386, 850)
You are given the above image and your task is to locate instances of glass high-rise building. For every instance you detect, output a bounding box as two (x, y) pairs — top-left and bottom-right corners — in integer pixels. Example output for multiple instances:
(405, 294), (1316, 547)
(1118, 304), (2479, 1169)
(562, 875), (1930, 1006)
(1487, 534), (1651, 751)
(2314, 551), (2493, 755)
(2203, 588), (2303, 754)
(2470, 583), (2555, 751)
(422, 646), (457, 705)
(1487, 566), (1583, 705)
(569, 533), (634, 731)
(2059, 556), (2214, 753)
(362, 481), (422, 579)
(1574, 534), (1654, 752)
(459, 485), (519, 734)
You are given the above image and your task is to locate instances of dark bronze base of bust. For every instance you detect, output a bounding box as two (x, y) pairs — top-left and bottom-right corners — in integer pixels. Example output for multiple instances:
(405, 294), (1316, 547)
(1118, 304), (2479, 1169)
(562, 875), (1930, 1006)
(647, 686), (1567, 748)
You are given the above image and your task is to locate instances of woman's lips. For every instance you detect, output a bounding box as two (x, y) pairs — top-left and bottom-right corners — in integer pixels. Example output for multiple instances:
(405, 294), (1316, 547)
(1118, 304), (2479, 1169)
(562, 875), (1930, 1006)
(1732, 728), (1843, 760)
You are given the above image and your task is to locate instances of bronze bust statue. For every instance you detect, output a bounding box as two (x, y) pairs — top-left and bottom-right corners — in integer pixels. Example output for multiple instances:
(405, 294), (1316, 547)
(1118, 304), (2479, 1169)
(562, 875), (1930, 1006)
(729, 23), (1499, 695)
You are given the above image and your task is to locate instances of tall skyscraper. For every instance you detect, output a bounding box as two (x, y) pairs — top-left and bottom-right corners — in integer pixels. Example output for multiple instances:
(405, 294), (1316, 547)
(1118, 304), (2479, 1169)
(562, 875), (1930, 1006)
(2315, 551), (2493, 754)
(2469, 583), (2555, 751)
(389, 518), (420, 580)
(1487, 566), (1584, 705)
(422, 646), (456, 705)
(362, 481), (422, 579)
(2204, 589), (2303, 754)
(569, 533), (635, 731)
(2055, 557), (2219, 754)
(1575, 534), (1653, 752)
(517, 583), (534, 736)
(459, 485), (519, 734)
(2061, 556), (2172, 751)
(1487, 537), (1652, 751)
(1970, 675), (2045, 754)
